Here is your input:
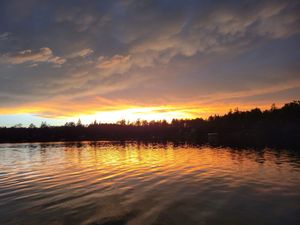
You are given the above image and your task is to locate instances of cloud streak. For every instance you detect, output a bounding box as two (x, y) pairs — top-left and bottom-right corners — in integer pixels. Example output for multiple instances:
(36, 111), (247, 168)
(67, 48), (94, 58)
(1, 47), (66, 66)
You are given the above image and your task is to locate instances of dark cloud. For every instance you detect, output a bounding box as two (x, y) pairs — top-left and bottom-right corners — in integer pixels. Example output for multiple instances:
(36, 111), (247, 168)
(0, 0), (299, 118)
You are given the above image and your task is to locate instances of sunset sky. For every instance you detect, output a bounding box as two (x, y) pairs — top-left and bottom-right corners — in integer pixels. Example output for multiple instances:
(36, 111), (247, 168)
(0, 0), (299, 126)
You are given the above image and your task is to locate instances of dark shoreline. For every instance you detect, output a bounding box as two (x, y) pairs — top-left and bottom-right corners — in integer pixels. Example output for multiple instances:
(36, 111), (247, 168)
(1, 101), (299, 149)
(0, 135), (299, 150)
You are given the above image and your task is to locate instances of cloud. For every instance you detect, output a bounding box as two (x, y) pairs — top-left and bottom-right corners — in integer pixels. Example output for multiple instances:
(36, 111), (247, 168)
(0, 47), (66, 66)
(125, 1), (299, 65)
(48, 56), (66, 66)
(0, 32), (11, 41)
(96, 54), (133, 75)
(55, 7), (97, 32)
(0, 0), (299, 121)
(67, 48), (94, 58)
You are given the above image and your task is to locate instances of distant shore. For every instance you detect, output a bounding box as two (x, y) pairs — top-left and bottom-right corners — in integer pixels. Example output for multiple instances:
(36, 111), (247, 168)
(1, 101), (299, 148)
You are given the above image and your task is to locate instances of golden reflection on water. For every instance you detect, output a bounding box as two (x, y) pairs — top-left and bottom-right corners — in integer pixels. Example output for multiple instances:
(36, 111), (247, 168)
(56, 142), (299, 185)
(0, 142), (300, 225)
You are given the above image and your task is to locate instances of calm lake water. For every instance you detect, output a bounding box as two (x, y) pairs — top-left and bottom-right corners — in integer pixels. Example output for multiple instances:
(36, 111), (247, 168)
(0, 142), (300, 225)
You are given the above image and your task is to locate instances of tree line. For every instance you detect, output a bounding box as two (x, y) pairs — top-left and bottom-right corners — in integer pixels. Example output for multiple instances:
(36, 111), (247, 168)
(0, 101), (299, 147)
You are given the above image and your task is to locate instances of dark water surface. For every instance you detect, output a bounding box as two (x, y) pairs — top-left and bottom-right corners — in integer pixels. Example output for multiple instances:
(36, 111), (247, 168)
(0, 142), (300, 225)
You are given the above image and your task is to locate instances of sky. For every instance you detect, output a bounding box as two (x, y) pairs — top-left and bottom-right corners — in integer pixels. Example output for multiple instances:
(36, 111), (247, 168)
(0, 0), (299, 127)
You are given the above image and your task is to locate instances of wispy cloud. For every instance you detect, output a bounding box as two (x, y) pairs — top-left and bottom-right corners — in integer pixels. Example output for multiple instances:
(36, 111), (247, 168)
(1, 47), (66, 66)
(0, 32), (11, 41)
(67, 48), (94, 58)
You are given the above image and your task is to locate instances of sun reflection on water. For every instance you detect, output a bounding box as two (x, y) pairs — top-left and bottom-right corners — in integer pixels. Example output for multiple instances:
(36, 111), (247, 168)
(0, 142), (300, 225)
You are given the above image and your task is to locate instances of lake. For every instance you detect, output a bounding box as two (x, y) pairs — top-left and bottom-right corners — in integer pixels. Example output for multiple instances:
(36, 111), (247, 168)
(0, 141), (300, 225)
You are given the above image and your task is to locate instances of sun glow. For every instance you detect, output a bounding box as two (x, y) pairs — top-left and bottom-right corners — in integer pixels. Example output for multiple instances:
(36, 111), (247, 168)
(0, 98), (281, 127)
(0, 101), (281, 127)
(77, 107), (195, 124)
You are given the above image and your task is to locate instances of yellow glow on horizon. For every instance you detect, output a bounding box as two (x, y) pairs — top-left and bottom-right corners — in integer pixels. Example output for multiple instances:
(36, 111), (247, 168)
(75, 107), (196, 123)
(0, 100), (285, 124)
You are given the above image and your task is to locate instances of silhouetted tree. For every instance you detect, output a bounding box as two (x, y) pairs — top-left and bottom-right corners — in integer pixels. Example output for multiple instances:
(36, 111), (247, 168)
(117, 119), (126, 126)
(40, 122), (48, 128)
(134, 119), (141, 126)
(65, 122), (75, 127)
(76, 119), (83, 127)
(13, 123), (23, 128)
(0, 101), (299, 147)
(29, 123), (36, 128)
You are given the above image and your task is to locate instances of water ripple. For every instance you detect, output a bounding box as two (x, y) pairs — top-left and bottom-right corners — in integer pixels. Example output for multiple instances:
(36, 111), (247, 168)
(0, 142), (300, 225)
